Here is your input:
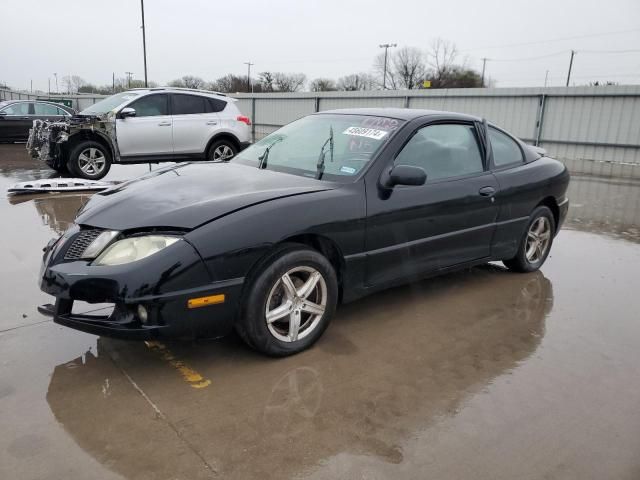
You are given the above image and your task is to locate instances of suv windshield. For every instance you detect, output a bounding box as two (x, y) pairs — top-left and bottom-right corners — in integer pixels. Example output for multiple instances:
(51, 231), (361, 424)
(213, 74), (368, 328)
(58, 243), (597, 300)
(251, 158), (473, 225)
(233, 114), (403, 182)
(79, 92), (141, 115)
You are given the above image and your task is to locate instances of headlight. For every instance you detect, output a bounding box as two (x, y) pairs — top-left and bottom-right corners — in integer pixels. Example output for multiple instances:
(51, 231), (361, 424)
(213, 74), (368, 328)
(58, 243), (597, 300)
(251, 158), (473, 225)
(93, 235), (180, 266)
(82, 230), (119, 259)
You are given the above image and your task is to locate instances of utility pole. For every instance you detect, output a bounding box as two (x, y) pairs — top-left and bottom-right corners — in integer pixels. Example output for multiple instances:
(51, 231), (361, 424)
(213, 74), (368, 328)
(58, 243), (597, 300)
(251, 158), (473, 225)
(566, 50), (576, 87)
(544, 70), (549, 87)
(48, 78), (51, 95)
(53, 73), (58, 93)
(140, 0), (148, 87)
(125, 72), (134, 88)
(30, 79), (33, 93)
(379, 43), (397, 90)
(244, 62), (254, 93)
(112, 72), (115, 93)
(481, 58), (488, 86)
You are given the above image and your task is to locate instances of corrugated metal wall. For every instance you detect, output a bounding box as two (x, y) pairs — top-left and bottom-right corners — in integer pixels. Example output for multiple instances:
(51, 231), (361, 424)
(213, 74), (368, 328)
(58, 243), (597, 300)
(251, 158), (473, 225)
(231, 86), (640, 178)
(3, 86), (639, 177)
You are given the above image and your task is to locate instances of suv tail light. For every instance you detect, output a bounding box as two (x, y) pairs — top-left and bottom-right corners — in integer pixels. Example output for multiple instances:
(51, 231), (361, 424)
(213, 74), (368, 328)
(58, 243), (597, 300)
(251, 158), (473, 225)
(236, 115), (251, 126)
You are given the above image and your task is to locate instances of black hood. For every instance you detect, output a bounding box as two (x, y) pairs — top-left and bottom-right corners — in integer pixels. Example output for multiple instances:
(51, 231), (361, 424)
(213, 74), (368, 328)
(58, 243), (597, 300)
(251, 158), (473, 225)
(76, 162), (333, 230)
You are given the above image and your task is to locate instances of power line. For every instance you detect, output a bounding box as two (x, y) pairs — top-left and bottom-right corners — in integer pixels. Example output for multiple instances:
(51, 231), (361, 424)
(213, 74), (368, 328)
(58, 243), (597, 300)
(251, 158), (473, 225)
(462, 27), (640, 52)
(487, 51), (568, 62)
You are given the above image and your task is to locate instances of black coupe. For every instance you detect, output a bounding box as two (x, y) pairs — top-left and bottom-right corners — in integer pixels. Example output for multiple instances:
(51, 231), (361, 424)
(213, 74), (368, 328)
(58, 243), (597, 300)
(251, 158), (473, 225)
(38, 108), (569, 356)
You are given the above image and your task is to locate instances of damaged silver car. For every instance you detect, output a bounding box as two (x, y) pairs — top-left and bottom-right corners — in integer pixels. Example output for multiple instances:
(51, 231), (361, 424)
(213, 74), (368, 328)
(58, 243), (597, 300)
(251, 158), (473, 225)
(27, 88), (252, 180)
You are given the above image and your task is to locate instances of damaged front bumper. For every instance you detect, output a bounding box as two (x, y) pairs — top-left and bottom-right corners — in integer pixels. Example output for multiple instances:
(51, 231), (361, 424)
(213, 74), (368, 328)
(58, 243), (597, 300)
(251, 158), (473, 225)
(26, 114), (118, 168)
(38, 227), (244, 340)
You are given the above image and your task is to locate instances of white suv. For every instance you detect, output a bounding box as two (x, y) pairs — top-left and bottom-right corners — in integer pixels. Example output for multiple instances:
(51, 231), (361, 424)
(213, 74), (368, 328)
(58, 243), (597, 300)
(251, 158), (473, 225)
(27, 87), (252, 179)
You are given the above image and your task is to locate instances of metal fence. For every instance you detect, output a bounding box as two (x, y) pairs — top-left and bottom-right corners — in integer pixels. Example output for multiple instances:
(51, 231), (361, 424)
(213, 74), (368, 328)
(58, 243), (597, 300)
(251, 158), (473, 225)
(0, 89), (105, 112)
(3, 85), (639, 178)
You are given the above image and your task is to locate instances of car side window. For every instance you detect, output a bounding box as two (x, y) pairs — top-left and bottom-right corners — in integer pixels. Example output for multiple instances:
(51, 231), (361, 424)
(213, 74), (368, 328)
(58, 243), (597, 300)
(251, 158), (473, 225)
(128, 94), (168, 117)
(489, 127), (523, 166)
(395, 123), (484, 181)
(34, 103), (62, 115)
(172, 94), (207, 115)
(2, 103), (31, 115)
(206, 97), (227, 113)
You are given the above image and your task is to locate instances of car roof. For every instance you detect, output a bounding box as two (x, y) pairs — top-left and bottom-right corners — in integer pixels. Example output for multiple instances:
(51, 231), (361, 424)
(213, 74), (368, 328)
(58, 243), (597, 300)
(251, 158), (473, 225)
(127, 87), (233, 101)
(315, 107), (480, 122)
(0, 99), (74, 111)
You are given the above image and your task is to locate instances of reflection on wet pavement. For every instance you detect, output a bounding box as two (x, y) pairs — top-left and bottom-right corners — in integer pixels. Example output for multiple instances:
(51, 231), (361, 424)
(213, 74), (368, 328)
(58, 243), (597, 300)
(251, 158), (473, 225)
(2, 146), (640, 479)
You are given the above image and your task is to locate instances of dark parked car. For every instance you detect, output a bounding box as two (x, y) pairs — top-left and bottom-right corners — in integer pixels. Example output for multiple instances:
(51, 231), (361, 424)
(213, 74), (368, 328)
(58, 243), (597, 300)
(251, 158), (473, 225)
(38, 108), (569, 356)
(0, 100), (74, 142)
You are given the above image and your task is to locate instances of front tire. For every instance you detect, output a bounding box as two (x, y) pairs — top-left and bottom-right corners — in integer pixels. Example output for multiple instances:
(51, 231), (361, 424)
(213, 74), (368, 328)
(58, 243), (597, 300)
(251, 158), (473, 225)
(503, 206), (555, 273)
(67, 141), (111, 180)
(207, 139), (237, 162)
(236, 246), (338, 357)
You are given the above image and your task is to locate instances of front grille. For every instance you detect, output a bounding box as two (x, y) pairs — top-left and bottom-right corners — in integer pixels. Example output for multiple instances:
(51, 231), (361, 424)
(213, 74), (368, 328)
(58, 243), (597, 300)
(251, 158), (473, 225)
(64, 229), (103, 260)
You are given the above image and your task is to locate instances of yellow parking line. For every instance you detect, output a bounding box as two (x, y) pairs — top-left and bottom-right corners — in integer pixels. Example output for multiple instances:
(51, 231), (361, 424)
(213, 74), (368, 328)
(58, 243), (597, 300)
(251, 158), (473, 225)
(144, 341), (211, 389)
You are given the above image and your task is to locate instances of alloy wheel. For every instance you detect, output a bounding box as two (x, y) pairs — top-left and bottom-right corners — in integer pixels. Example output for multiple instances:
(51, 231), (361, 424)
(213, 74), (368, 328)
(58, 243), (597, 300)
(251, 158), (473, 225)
(265, 266), (328, 342)
(212, 144), (235, 161)
(525, 217), (551, 263)
(78, 148), (106, 176)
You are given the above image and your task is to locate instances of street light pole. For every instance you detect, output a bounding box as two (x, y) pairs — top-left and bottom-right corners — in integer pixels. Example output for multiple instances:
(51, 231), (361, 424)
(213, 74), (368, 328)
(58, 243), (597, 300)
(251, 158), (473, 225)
(566, 50), (576, 87)
(140, 0), (148, 88)
(379, 43), (397, 90)
(244, 62), (254, 93)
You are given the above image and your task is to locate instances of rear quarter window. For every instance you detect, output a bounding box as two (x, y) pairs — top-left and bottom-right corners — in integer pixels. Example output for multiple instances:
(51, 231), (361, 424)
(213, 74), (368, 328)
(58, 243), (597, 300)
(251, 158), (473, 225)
(207, 97), (227, 113)
(489, 127), (524, 167)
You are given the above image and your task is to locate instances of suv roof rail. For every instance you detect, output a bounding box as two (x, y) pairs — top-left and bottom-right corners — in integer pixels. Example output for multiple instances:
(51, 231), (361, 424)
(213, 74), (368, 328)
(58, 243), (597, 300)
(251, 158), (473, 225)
(126, 87), (227, 97)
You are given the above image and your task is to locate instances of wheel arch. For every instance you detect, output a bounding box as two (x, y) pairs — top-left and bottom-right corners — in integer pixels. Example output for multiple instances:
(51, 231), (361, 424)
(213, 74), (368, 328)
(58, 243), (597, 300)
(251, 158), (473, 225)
(205, 132), (241, 157)
(536, 196), (560, 232)
(63, 131), (115, 162)
(241, 234), (346, 304)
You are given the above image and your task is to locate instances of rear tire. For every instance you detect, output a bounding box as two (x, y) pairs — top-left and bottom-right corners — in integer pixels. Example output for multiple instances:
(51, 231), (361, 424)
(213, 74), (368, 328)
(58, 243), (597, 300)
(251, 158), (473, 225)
(236, 245), (338, 357)
(67, 141), (111, 180)
(503, 206), (555, 273)
(206, 139), (237, 162)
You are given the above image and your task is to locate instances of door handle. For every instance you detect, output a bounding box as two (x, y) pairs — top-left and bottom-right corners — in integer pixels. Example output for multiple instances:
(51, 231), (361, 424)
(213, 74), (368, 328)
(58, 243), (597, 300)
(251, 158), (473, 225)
(158, 122), (171, 126)
(206, 121), (218, 125)
(478, 186), (496, 197)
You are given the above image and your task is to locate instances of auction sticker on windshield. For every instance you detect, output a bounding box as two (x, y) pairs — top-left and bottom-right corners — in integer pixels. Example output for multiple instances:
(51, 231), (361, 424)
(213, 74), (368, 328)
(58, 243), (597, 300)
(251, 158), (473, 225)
(342, 126), (389, 140)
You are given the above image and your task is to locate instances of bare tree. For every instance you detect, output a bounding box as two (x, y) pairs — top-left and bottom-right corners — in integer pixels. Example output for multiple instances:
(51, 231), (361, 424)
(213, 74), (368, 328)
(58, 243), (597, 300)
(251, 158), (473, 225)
(309, 78), (337, 92)
(425, 38), (459, 84)
(392, 47), (426, 89)
(337, 73), (376, 91)
(258, 72), (275, 92)
(273, 72), (306, 92)
(211, 74), (247, 93)
(62, 75), (86, 94)
(168, 75), (205, 89)
(373, 47), (426, 89)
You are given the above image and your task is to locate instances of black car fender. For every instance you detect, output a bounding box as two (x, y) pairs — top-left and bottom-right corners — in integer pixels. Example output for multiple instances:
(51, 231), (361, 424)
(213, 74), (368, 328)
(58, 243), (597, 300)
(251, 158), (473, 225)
(186, 183), (367, 293)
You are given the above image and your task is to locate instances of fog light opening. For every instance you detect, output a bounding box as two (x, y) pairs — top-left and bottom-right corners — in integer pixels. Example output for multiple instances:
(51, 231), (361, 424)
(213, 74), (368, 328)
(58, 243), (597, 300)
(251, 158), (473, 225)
(137, 304), (149, 324)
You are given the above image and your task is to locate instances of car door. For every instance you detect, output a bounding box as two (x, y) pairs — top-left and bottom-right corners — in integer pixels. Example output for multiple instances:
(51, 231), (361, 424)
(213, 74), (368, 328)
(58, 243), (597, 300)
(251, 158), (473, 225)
(364, 121), (499, 287)
(171, 94), (219, 155)
(488, 126), (546, 258)
(116, 93), (172, 159)
(0, 102), (34, 141)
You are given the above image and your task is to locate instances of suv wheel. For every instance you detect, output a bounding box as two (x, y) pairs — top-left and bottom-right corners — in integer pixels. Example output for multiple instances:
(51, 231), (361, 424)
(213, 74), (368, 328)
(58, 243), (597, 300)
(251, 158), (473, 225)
(207, 140), (237, 162)
(68, 141), (111, 180)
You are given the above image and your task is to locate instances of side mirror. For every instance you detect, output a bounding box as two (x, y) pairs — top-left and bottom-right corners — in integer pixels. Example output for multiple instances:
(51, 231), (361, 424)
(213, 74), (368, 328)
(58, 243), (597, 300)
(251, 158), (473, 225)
(119, 107), (136, 119)
(380, 164), (427, 189)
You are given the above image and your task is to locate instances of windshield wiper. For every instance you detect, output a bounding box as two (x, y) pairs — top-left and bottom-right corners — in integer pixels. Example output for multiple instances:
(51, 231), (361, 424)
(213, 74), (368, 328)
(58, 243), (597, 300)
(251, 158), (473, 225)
(258, 137), (284, 169)
(315, 126), (334, 180)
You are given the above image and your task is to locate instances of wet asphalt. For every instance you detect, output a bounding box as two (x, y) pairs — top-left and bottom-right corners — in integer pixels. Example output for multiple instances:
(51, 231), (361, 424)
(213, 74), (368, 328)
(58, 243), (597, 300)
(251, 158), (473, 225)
(1, 143), (640, 480)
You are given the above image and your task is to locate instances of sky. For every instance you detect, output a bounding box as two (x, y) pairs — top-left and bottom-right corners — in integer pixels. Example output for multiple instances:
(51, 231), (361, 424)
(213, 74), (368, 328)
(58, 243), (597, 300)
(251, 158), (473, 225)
(1, 0), (639, 92)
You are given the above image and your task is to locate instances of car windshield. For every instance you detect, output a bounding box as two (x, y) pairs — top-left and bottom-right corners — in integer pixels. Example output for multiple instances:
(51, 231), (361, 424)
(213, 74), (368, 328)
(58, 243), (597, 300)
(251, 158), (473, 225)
(233, 114), (404, 182)
(79, 92), (141, 115)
